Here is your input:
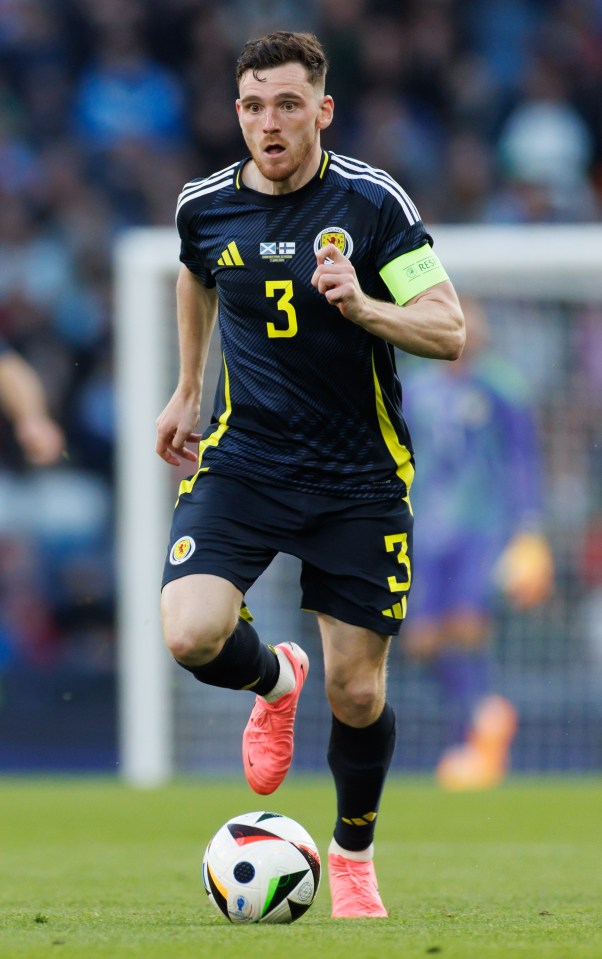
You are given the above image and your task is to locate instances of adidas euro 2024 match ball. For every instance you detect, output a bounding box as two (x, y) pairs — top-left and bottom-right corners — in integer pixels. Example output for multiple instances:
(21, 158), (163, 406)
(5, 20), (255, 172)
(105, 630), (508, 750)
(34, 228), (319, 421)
(202, 811), (321, 923)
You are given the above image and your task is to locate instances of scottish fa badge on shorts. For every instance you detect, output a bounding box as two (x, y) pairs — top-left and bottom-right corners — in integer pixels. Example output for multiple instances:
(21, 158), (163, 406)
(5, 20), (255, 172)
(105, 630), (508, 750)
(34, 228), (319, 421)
(313, 226), (354, 257)
(170, 536), (196, 565)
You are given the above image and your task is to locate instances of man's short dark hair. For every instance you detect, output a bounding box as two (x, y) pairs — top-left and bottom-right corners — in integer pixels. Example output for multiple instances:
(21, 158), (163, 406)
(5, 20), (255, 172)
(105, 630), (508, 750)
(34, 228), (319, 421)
(236, 31), (328, 87)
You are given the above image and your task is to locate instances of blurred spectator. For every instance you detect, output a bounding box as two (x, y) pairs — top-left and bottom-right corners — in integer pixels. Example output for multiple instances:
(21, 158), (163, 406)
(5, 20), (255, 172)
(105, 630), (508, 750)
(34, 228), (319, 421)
(438, 131), (496, 222)
(465, 0), (538, 95)
(214, 0), (317, 50)
(490, 54), (596, 221)
(0, 193), (75, 325)
(72, 26), (186, 152)
(71, 11), (190, 222)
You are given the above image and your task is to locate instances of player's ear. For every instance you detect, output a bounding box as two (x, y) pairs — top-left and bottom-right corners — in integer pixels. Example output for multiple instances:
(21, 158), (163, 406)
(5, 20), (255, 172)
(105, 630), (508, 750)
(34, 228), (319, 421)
(317, 95), (334, 131)
(235, 98), (248, 133)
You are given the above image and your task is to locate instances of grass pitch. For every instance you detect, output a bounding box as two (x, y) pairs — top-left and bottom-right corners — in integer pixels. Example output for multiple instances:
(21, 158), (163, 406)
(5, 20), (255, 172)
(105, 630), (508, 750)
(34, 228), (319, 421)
(1, 775), (601, 958)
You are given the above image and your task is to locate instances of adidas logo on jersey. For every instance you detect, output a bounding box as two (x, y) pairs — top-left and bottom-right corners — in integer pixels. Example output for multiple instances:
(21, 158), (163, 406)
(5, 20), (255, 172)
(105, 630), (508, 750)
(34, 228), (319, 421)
(217, 242), (244, 267)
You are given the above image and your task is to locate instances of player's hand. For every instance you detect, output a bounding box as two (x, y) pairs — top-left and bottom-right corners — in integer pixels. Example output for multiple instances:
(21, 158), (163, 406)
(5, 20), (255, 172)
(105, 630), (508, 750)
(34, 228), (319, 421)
(15, 414), (65, 465)
(156, 392), (201, 466)
(311, 244), (368, 323)
(494, 531), (554, 609)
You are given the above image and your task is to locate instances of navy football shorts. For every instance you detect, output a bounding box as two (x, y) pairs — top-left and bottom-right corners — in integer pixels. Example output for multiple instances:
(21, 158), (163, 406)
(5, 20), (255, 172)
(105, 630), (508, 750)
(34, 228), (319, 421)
(162, 471), (413, 636)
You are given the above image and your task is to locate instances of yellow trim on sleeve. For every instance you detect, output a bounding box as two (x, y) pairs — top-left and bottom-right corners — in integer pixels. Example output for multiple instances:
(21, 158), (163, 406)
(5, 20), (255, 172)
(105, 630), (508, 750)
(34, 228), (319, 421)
(379, 243), (449, 305)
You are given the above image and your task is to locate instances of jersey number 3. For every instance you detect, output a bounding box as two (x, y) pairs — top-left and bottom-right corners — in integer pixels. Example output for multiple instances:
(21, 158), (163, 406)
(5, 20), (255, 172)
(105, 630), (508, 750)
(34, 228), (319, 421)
(265, 280), (298, 338)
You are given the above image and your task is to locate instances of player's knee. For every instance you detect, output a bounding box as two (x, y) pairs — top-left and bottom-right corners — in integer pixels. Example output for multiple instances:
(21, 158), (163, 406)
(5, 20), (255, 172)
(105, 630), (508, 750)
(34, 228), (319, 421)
(326, 675), (382, 726)
(162, 607), (237, 666)
(163, 620), (230, 665)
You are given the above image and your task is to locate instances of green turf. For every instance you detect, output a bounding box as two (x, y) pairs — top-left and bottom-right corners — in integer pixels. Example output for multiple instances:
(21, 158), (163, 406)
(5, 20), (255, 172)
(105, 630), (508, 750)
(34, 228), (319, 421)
(1, 775), (601, 958)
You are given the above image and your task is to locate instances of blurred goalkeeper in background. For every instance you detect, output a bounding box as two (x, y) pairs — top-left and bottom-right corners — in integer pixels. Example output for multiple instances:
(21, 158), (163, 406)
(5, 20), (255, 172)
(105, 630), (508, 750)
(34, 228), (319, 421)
(155, 31), (464, 918)
(400, 298), (554, 791)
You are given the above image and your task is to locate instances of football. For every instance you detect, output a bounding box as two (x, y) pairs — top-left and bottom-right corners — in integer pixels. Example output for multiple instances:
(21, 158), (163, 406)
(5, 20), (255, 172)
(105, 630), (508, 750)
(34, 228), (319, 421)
(202, 811), (321, 923)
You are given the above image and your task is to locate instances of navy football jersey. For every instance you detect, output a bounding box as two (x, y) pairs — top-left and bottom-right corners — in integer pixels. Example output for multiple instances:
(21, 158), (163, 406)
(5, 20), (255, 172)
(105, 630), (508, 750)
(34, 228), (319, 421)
(176, 150), (433, 499)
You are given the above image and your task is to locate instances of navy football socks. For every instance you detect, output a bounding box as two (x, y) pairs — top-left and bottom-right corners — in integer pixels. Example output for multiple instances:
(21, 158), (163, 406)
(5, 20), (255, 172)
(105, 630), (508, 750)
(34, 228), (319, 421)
(177, 618), (280, 695)
(328, 703), (397, 852)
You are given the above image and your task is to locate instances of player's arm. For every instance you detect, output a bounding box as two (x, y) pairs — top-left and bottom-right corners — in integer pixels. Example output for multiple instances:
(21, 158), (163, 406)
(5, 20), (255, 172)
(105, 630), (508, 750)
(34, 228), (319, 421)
(311, 244), (465, 360)
(0, 350), (65, 464)
(155, 265), (218, 466)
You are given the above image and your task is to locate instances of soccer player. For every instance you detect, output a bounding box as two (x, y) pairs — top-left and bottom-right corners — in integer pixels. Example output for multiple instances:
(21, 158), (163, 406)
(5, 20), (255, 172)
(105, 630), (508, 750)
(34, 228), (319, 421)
(0, 335), (64, 465)
(156, 31), (464, 918)
(401, 298), (554, 790)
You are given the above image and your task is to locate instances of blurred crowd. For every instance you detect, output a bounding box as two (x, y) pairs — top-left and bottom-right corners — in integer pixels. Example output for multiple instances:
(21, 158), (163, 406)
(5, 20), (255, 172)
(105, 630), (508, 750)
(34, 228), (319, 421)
(0, 0), (601, 703)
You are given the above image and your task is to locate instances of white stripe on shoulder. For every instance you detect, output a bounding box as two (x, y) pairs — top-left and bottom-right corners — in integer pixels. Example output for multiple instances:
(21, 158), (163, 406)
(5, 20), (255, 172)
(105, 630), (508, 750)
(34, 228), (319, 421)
(179, 161), (238, 198)
(330, 153), (420, 225)
(332, 153), (421, 218)
(176, 163), (237, 218)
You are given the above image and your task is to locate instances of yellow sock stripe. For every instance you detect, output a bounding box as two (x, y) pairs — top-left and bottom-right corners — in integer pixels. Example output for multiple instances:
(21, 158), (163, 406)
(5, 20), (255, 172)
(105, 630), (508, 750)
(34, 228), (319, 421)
(341, 811), (378, 826)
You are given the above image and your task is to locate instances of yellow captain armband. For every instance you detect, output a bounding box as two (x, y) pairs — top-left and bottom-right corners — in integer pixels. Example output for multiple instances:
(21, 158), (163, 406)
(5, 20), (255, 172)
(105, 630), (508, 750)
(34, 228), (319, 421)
(379, 243), (449, 305)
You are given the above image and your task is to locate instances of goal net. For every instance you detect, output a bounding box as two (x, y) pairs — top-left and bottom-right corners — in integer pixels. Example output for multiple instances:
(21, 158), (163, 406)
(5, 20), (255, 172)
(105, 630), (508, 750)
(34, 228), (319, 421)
(115, 225), (602, 786)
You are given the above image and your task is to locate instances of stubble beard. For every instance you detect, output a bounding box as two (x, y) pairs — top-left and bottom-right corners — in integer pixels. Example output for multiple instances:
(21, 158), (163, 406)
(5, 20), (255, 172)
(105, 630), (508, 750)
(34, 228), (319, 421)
(254, 155), (292, 183)
(251, 133), (317, 184)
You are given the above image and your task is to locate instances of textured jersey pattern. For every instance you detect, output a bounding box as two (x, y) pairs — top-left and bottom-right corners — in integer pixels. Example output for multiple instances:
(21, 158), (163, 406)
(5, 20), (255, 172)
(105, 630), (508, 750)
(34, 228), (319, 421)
(176, 151), (431, 499)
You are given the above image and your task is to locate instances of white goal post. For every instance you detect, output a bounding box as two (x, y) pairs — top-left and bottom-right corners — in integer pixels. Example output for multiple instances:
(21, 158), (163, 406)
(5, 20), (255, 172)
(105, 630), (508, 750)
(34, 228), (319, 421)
(114, 224), (602, 786)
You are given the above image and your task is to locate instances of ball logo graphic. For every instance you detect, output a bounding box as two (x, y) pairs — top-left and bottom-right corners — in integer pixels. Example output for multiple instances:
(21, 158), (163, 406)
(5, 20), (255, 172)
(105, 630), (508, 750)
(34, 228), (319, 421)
(169, 535), (196, 565)
(231, 894), (253, 919)
(296, 880), (314, 903)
